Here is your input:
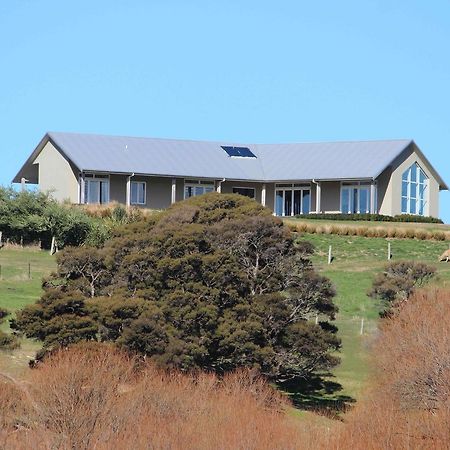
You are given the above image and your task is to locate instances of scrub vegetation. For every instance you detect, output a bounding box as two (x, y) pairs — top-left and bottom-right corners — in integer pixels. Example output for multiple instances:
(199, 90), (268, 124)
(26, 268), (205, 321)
(1, 288), (448, 449)
(12, 194), (340, 383)
(1, 192), (449, 447)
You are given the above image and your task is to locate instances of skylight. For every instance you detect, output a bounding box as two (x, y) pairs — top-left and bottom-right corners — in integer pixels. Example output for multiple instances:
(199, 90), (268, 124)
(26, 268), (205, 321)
(221, 146), (256, 158)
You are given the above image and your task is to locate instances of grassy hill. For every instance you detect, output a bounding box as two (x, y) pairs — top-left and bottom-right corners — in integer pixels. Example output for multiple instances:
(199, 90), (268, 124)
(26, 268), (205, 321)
(0, 247), (55, 375)
(286, 232), (450, 414)
(1, 232), (449, 411)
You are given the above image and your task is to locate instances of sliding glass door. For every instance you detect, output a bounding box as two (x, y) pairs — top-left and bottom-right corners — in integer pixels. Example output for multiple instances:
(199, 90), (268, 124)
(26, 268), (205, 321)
(340, 182), (373, 214)
(275, 184), (310, 216)
(84, 174), (110, 204)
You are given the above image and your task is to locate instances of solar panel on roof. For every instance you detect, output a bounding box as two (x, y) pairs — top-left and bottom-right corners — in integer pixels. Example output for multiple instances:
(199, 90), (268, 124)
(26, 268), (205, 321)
(221, 146), (256, 158)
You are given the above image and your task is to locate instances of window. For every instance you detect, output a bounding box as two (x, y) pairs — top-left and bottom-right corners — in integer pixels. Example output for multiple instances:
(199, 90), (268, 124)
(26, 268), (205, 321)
(340, 181), (374, 214)
(221, 146), (256, 158)
(401, 163), (428, 215)
(232, 187), (255, 199)
(274, 183), (310, 216)
(184, 180), (215, 199)
(84, 174), (110, 204)
(131, 181), (146, 205)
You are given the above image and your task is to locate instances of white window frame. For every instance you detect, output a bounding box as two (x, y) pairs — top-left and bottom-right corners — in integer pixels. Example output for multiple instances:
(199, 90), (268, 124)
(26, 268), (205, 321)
(340, 181), (374, 214)
(274, 183), (311, 217)
(401, 163), (428, 216)
(232, 186), (256, 199)
(184, 179), (215, 199)
(83, 173), (110, 205)
(130, 181), (147, 206)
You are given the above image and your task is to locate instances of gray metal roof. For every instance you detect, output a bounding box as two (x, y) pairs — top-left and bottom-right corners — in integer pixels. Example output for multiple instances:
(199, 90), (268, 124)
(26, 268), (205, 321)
(13, 132), (448, 189)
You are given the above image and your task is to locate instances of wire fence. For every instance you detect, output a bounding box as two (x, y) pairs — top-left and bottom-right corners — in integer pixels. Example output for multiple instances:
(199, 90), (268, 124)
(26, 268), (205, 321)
(0, 262), (35, 281)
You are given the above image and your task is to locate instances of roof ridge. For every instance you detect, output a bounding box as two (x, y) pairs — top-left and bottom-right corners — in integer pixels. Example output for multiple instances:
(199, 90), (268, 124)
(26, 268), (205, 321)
(47, 131), (412, 147)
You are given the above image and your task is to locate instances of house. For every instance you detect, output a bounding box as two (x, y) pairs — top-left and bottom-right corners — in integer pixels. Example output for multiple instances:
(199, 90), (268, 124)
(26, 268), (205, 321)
(13, 132), (448, 218)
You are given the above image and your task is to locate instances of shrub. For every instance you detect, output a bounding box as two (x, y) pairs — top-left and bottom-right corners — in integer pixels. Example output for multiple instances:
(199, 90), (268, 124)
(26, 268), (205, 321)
(14, 194), (340, 382)
(369, 261), (436, 304)
(0, 343), (307, 450)
(295, 213), (443, 224)
(334, 289), (450, 449)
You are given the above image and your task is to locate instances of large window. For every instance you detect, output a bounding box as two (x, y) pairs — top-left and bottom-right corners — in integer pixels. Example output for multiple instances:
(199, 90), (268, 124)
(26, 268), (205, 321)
(275, 184), (310, 216)
(340, 182), (374, 214)
(84, 174), (109, 204)
(232, 187), (255, 199)
(402, 163), (428, 215)
(184, 180), (215, 199)
(131, 181), (146, 205)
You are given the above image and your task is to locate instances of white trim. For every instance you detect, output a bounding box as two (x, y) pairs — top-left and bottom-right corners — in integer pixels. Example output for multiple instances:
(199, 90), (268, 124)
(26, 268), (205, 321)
(79, 174), (85, 204)
(171, 178), (177, 204)
(232, 186), (256, 199)
(126, 177), (131, 207)
(130, 181), (147, 206)
(274, 183), (311, 217)
(370, 182), (376, 214)
(315, 182), (321, 214)
(339, 181), (373, 214)
(83, 173), (110, 204)
(184, 179), (215, 199)
(261, 183), (266, 206)
(401, 162), (428, 216)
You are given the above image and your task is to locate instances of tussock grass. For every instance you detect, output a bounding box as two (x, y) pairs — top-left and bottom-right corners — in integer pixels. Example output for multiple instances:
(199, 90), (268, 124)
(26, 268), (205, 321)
(286, 219), (450, 242)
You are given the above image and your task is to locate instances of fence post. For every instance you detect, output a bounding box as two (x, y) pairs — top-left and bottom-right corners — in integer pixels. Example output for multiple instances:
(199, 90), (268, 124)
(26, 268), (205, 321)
(0, 231), (2, 247)
(360, 318), (365, 335)
(0, 265), (2, 280)
(28, 262), (31, 280)
(328, 245), (332, 265)
(388, 242), (392, 260)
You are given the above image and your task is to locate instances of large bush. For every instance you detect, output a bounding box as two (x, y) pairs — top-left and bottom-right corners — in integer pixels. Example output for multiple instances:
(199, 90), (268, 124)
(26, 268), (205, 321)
(13, 193), (340, 382)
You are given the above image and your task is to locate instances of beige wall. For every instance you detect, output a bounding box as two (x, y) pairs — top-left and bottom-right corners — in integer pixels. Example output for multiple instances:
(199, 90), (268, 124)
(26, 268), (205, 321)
(377, 146), (440, 218)
(110, 174), (127, 204)
(221, 181), (263, 202)
(109, 176), (184, 208)
(34, 141), (79, 202)
(320, 182), (341, 213)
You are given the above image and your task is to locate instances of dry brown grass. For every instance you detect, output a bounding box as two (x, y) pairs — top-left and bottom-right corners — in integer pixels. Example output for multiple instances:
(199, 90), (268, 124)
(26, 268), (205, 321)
(0, 344), (315, 450)
(332, 288), (450, 450)
(287, 220), (450, 242)
(1, 289), (449, 449)
(78, 202), (159, 219)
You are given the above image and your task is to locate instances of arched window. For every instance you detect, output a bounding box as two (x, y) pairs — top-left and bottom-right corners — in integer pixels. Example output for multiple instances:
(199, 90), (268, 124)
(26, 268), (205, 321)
(401, 163), (428, 215)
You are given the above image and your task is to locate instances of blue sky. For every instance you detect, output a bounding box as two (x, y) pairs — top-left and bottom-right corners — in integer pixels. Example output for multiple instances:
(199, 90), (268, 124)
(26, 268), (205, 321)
(1, 0), (449, 221)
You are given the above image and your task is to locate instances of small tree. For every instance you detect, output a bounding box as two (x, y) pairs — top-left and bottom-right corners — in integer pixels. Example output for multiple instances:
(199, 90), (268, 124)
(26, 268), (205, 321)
(369, 261), (436, 305)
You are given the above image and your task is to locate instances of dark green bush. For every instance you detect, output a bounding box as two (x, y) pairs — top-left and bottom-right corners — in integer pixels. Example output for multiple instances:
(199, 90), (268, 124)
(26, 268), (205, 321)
(14, 193), (340, 382)
(295, 213), (443, 224)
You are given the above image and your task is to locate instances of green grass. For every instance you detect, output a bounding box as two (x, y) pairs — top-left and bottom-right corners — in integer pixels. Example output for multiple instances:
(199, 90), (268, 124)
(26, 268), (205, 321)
(0, 247), (56, 314)
(289, 232), (450, 411)
(0, 247), (55, 376)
